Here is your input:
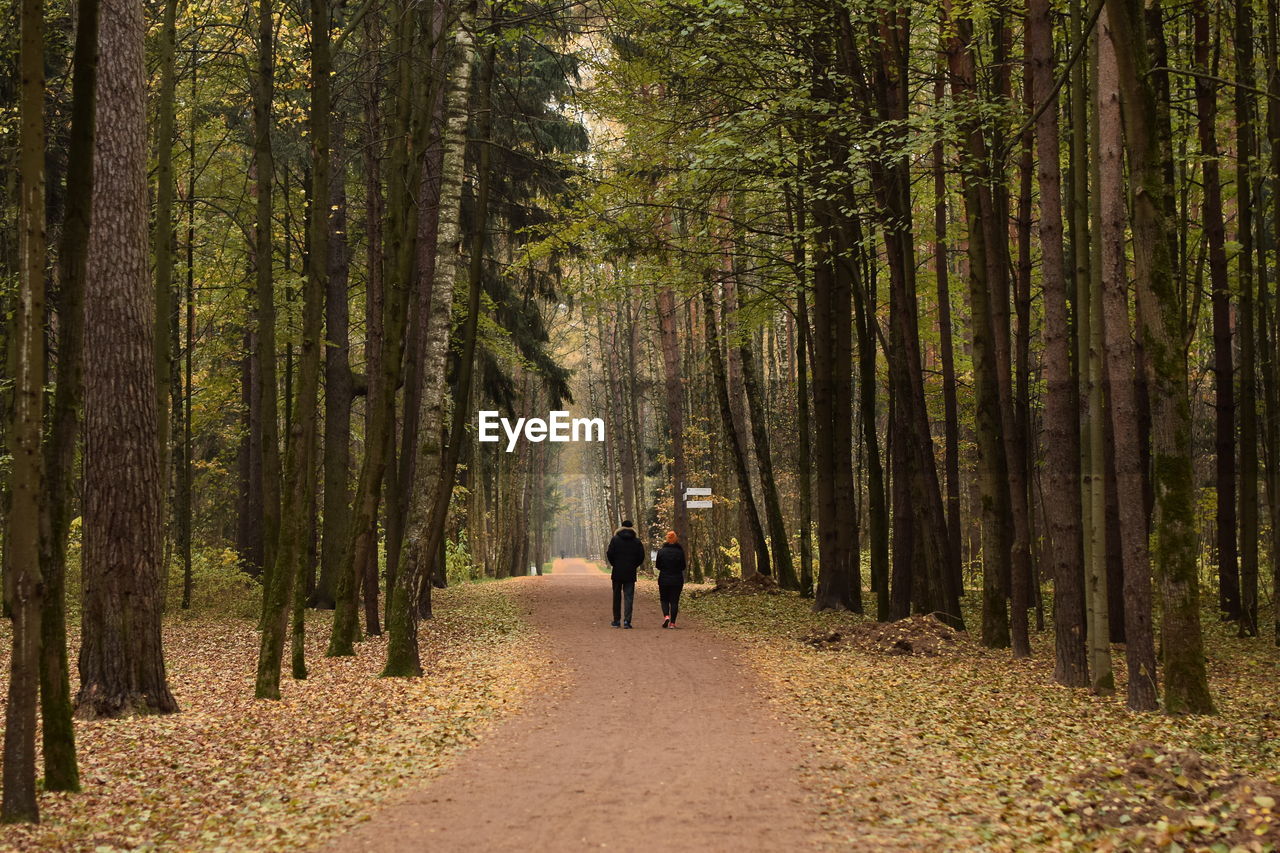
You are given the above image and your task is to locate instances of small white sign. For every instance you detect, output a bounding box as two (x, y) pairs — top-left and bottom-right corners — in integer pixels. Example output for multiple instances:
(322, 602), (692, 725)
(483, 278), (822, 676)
(686, 499), (713, 509)
(684, 487), (712, 497)
(651, 550), (658, 562)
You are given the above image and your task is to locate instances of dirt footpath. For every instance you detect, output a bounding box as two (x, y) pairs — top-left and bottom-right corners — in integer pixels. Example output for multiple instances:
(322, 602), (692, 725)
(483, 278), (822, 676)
(327, 558), (826, 852)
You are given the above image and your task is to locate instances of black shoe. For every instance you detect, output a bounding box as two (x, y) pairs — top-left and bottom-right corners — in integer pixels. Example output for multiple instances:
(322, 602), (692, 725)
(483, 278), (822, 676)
(623, 622), (633, 629)
(611, 620), (621, 628)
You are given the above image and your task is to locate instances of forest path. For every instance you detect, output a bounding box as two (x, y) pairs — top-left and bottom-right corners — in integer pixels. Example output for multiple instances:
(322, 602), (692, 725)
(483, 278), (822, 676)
(326, 558), (827, 851)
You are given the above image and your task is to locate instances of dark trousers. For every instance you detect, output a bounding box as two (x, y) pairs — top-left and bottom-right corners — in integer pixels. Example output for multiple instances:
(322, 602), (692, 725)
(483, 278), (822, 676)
(659, 582), (683, 622)
(612, 579), (635, 623)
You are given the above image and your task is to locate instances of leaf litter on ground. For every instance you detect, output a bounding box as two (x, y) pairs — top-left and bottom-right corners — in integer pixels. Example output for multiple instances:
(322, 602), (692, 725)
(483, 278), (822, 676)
(683, 586), (1280, 851)
(0, 581), (551, 852)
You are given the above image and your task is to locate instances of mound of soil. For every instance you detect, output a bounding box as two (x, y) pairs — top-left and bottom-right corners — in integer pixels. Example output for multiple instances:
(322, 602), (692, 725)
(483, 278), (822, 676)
(696, 573), (782, 597)
(802, 614), (958, 656)
(1054, 740), (1279, 849)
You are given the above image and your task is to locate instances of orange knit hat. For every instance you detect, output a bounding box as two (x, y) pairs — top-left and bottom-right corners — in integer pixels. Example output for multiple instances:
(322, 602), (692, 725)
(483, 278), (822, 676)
(665, 531), (678, 544)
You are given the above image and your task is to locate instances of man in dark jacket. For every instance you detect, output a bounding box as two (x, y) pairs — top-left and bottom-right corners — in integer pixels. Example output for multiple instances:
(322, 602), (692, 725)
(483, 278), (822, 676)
(606, 520), (645, 628)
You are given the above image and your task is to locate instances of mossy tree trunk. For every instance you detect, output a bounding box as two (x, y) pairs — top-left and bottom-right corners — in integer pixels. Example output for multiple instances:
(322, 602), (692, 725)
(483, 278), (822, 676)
(3, 0), (48, 819)
(1104, 0), (1215, 715)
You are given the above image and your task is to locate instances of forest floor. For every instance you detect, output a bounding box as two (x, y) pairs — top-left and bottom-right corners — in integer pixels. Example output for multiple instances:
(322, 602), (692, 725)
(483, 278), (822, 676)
(682, 579), (1280, 851)
(0, 583), (547, 852)
(3, 568), (1278, 851)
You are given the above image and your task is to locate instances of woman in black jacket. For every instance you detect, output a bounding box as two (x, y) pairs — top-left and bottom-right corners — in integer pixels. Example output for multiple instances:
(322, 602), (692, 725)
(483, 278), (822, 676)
(655, 531), (686, 628)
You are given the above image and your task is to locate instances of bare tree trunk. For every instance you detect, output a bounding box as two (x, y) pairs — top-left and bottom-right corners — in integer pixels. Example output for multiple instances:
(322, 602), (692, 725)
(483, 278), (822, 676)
(411, 1), (468, 617)
(739, 336), (796, 587)
(941, 0), (1011, 646)
(395, 0), (452, 616)
(178, 33), (198, 611)
(1097, 8), (1158, 711)
(1236, 0), (1260, 639)
(252, 0), (282, 605)
(387, 37), (493, 676)
(316, 134), (351, 612)
(79, 0), (178, 717)
(4, 0), (48, 816)
(933, 62), (963, 601)
(1266, 0), (1280, 646)
(1105, 0), (1214, 714)
(723, 272), (757, 578)
(255, 0), (329, 697)
(153, 0), (179, 529)
(331, 0), (424, 657)
(705, 288), (770, 577)
(795, 283), (815, 599)
(849, 218), (886, 617)
(1193, 0), (1240, 623)
(1030, 0), (1087, 685)
(657, 288), (688, 547)
(1084, 16), (1117, 688)
(37, 0), (99, 793)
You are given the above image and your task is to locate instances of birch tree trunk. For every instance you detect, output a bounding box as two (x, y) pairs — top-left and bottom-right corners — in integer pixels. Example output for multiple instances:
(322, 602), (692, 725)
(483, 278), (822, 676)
(385, 12), (478, 674)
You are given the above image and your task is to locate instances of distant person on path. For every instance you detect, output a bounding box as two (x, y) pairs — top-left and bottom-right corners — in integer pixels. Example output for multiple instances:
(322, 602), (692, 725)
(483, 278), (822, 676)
(656, 531), (686, 629)
(606, 520), (644, 628)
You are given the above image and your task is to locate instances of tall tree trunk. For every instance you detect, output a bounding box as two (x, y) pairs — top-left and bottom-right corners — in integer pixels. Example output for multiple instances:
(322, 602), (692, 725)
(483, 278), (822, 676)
(705, 288), (770, 577)
(4, 0), (48, 817)
(411, 0), (469, 618)
(933, 64), (963, 602)
(255, 0), (330, 698)
(37, 0), (99, 793)
(1193, 0), (1240, 624)
(739, 336), (796, 587)
(180, 49), (196, 612)
(724, 271), (758, 578)
(1266, 0), (1280, 646)
(795, 283), (815, 599)
(330, 0), (423, 657)
(1084, 16), (1117, 688)
(657, 288), (688, 548)
(851, 221), (887, 619)
(606, 311), (636, 527)
(1031, 0), (1088, 686)
(316, 137), (351, 612)
(252, 0), (282, 602)
(317, 16), (378, 610)
(861, 6), (957, 625)
(393, 0), (452, 618)
(1237, 0), (1260, 639)
(153, 0), (178, 522)
(805, 35), (855, 610)
(1015, 47), (1039, 635)
(386, 36), (492, 677)
(1097, 7), (1159, 711)
(1105, 0), (1215, 714)
(79, 0), (178, 717)
(941, 0), (1011, 647)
